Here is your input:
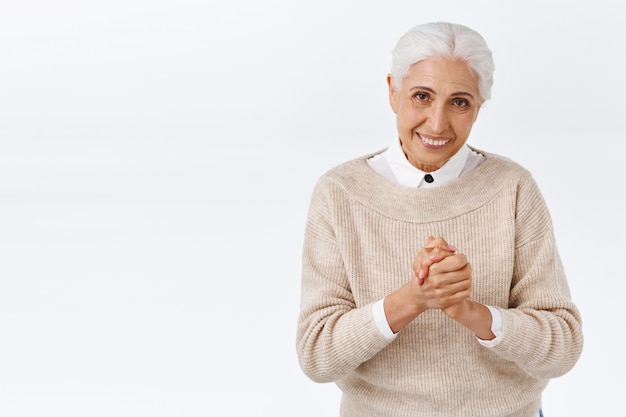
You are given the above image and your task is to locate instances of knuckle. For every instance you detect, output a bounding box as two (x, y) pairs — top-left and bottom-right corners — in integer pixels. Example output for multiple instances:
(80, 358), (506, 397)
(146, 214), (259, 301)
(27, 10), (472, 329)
(452, 254), (465, 267)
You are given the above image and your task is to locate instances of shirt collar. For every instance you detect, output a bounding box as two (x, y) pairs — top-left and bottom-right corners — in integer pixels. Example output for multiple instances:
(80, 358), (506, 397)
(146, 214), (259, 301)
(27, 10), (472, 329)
(386, 137), (470, 188)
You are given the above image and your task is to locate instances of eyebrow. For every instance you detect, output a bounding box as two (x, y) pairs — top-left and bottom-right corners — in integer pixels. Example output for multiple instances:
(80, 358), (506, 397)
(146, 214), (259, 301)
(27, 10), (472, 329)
(409, 86), (475, 99)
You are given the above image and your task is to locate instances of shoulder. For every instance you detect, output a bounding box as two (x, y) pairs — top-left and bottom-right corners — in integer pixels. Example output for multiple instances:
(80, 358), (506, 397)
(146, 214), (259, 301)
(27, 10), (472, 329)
(314, 149), (387, 192)
(472, 149), (554, 238)
(472, 147), (532, 178)
(467, 147), (542, 196)
(326, 149), (386, 177)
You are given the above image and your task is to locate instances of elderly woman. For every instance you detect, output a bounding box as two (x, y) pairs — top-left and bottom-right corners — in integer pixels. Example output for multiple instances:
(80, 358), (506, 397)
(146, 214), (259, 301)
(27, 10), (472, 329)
(296, 22), (583, 417)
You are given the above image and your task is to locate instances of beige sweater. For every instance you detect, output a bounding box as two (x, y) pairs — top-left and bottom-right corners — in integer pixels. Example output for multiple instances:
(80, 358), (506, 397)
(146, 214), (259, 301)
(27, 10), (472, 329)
(296, 149), (583, 417)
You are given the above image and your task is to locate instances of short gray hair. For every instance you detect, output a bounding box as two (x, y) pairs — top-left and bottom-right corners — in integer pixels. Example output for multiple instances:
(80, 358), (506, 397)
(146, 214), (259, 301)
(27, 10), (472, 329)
(390, 22), (495, 101)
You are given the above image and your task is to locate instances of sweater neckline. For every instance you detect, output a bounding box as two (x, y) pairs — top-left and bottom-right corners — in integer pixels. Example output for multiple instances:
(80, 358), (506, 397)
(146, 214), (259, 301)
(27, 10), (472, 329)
(327, 148), (523, 223)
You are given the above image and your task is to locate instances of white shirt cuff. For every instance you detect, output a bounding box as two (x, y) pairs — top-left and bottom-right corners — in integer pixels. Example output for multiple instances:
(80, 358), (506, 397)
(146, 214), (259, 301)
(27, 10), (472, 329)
(476, 305), (503, 348)
(373, 299), (503, 345)
(372, 298), (397, 340)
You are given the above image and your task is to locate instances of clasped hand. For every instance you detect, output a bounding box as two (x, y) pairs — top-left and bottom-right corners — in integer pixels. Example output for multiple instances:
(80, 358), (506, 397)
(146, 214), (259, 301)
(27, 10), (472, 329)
(411, 236), (472, 318)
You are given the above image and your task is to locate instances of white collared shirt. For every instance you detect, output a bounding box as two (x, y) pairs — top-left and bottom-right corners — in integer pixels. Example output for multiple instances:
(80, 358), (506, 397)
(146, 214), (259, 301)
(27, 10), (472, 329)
(366, 138), (503, 347)
(367, 135), (484, 187)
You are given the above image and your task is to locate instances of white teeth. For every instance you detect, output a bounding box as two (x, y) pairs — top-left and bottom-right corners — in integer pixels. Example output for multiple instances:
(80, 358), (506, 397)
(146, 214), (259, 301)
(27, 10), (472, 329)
(419, 134), (450, 146)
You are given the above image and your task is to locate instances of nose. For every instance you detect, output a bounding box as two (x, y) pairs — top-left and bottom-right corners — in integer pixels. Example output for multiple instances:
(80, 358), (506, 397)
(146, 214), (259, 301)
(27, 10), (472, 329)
(425, 103), (449, 134)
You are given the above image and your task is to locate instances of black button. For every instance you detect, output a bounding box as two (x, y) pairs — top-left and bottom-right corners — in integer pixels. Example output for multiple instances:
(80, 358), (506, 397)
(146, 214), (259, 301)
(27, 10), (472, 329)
(424, 174), (434, 183)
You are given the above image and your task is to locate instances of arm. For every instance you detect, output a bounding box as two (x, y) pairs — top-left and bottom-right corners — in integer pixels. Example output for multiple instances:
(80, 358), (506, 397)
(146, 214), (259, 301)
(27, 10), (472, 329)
(297, 189), (475, 382)
(442, 300), (495, 341)
(490, 235), (583, 378)
(296, 182), (392, 383)
(453, 175), (583, 378)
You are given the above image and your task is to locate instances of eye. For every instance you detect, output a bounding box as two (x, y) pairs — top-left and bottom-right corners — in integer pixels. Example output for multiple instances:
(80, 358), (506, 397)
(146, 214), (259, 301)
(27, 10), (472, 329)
(413, 92), (430, 101)
(452, 98), (470, 107)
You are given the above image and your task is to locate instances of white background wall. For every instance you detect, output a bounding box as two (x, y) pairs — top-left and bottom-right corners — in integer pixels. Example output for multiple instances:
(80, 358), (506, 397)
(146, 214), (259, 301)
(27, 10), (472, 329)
(1, 1), (624, 416)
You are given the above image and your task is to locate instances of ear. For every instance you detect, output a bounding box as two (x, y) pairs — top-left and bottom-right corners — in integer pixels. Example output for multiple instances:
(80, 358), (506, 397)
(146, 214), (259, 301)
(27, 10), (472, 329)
(387, 74), (399, 114)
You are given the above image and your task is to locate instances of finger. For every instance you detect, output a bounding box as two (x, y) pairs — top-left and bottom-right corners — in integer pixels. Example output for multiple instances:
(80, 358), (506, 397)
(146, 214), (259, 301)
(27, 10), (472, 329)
(428, 246), (457, 262)
(420, 278), (471, 310)
(417, 257), (434, 281)
(431, 270), (472, 299)
(440, 286), (471, 309)
(429, 253), (468, 275)
(423, 236), (445, 249)
(413, 237), (457, 283)
(418, 246), (457, 279)
(423, 236), (456, 253)
(412, 269), (424, 286)
(427, 275), (471, 301)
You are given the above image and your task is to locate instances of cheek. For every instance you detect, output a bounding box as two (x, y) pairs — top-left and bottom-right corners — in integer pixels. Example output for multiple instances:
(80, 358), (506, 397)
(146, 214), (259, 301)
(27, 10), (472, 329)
(397, 107), (422, 127)
(454, 115), (477, 134)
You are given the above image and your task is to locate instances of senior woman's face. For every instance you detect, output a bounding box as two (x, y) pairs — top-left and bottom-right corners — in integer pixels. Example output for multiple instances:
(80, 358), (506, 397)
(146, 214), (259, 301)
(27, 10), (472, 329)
(388, 57), (482, 173)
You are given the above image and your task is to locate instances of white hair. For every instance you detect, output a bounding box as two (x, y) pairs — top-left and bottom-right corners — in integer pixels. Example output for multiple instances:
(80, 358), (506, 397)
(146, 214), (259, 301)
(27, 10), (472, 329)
(390, 22), (495, 101)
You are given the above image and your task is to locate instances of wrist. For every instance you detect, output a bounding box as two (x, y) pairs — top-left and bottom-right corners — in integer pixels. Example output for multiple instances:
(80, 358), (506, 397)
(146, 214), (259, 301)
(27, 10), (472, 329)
(384, 283), (427, 333)
(443, 298), (470, 319)
(446, 301), (495, 340)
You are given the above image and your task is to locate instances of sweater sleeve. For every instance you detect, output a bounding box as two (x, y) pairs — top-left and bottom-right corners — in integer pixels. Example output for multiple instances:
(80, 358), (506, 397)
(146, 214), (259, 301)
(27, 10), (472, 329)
(296, 178), (393, 383)
(489, 174), (584, 379)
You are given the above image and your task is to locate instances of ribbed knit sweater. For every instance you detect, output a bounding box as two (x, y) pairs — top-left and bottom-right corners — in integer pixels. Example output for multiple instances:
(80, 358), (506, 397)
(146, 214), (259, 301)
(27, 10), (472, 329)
(296, 149), (583, 417)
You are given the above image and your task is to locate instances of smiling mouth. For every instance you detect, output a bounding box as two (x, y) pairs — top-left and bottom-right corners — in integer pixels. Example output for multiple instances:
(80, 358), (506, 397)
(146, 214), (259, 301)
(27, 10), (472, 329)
(417, 132), (452, 147)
